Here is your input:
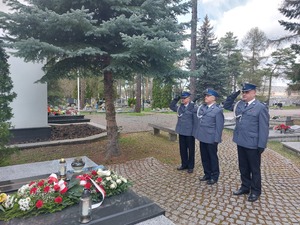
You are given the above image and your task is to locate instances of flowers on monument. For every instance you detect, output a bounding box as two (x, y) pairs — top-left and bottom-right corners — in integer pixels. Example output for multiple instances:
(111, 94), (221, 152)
(274, 124), (291, 132)
(0, 169), (131, 222)
(76, 168), (130, 198)
(0, 173), (73, 221)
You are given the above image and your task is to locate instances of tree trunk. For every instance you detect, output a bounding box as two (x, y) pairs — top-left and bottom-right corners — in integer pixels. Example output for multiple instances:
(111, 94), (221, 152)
(104, 70), (120, 158)
(190, 0), (197, 99)
(135, 74), (142, 113)
(80, 78), (86, 110)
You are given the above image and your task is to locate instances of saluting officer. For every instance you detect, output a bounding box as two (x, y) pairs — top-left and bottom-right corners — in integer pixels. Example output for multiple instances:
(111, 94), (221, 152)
(169, 91), (195, 174)
(193, 89), (224, 185)
(223, 83), (269, 202)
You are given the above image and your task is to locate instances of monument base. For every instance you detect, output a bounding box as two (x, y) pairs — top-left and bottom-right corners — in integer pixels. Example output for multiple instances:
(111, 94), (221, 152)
(2, 189), (164, 225)
(9, 126), (51, 144)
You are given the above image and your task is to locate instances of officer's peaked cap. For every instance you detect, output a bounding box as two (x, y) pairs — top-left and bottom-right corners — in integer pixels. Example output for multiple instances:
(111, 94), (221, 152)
(204, 88), (219, 97)
(181, 91), (191, 98)
(241, 83), (256, 91)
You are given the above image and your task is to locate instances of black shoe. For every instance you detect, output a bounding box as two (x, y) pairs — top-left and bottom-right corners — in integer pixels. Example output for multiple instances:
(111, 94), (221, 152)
(199, 176), (209, 181)
(187, 169), (193, 173)
(233, 189), (250, 196)
(177, 166), (188, 170)
(248, 193), (260, 202)
(207, 179), (217, 185)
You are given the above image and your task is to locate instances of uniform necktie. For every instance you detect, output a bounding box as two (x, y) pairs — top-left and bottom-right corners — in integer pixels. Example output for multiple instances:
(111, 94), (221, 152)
(245, 103), (248, 108)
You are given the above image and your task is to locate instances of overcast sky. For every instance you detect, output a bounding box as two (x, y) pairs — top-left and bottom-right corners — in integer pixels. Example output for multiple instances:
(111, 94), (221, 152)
(179, 0), (289, 45)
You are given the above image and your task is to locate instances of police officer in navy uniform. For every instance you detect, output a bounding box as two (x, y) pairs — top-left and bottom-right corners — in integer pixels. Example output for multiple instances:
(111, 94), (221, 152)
(193, 89), (224, 185)
(169, 91), (195, 173)
(223, 83), (269, 202)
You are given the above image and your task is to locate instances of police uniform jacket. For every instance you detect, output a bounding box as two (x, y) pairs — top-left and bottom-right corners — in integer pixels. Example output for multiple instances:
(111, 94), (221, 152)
(169, 100), (194, 136)
(231, 100), (269, 149)
(193, 103), (224, 144)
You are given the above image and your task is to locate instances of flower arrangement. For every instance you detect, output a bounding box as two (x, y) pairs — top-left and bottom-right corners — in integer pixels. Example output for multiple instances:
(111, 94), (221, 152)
(273, 124), (291, 133)
(0, 168), (131, 222)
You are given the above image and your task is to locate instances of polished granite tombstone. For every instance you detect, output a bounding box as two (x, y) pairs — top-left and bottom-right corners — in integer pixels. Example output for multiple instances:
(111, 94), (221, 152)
(0, 156), (98, 181)
(0, 158), (166, 225)
(2, 189), (165, 225)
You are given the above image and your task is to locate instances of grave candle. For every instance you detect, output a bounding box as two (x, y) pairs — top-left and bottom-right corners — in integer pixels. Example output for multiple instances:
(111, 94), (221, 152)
(59, 158), (66, 180)
(79, 188), (92, 223)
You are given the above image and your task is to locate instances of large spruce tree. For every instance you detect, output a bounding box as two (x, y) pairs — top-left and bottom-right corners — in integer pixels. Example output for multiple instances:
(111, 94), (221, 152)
(279, 0), (300, 53)
(219, 32), (243, 93)
(278, 0), (300, 89)
(195, 15), (226, 98)
(0, 0), (189, 158)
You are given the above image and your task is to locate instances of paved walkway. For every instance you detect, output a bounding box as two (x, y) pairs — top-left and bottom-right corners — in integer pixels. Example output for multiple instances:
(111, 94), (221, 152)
(86, 111), (300, 225)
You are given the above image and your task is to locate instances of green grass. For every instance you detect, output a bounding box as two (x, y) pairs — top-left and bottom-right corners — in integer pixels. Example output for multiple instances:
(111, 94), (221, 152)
(267, 141), (300, 168)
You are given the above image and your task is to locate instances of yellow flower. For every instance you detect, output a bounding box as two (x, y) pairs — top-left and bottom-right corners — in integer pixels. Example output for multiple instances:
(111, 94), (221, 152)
(0, 193), (7, 203)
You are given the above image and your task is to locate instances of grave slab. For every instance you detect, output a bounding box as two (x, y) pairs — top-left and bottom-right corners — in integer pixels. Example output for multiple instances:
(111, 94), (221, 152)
(0, 156), (97, 181)
(2, 189), (165, 225)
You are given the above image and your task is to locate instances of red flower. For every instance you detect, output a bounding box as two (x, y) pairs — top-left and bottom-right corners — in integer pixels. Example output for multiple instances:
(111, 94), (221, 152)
(43, 186), (50, 193)
(60, 187), (68, 194)
(54, 184), (60, 192)
(84, 182), (92, 189)
(29, 181), (36, 186)
(83, 174), (92, 179)
(30, 187), (37, 194)
(91, 170), (98, 176)
(54, 196), (63, 204)
(37, 180), (45, 187)
(96, 177), (103, 183)
(48, 179), (54, 184)
(76, 175), (87, 181)
(36, 200), (43, 208)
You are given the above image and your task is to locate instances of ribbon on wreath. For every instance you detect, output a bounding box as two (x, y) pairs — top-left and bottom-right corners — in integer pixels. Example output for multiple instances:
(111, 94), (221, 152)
(88, 177), (106, 209)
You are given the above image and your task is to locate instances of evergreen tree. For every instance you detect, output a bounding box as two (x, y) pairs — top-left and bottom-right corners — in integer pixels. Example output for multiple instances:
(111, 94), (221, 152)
(219, 32), (243, 93)
(0, 43), (17, 165)
(241, 27), (268, 89)
(278, 0), (300, 89)
(279, 0), (300, 53)
(152, 77), (173, 109)
(195, 15), (227, 98)
(0, 0), (189, 158)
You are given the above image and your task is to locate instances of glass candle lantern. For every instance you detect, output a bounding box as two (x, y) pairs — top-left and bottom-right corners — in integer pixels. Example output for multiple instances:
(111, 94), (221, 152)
(79, 188), (92, 223)
(59, 158), (67, 180)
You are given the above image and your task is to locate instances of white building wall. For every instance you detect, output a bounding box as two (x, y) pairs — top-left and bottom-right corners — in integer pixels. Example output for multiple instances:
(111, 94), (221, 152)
(8, 56), (48, 129)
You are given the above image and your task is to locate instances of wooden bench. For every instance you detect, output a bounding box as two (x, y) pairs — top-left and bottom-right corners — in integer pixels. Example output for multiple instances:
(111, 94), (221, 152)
(148, 123), (177, 141)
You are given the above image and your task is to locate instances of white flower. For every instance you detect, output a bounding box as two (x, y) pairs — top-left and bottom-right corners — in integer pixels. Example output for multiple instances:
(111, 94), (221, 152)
(4, 195), (15, 209)
(116, 179), (122, 184)
(121, 177), (128, 183)
(97, 169), (111, 177)
(110, 183), (117, 189)
(18, 184), (30, 195)
(18, 198), (31, 211)
(106, 176), (112, 181)
(80, 180), (87, 186)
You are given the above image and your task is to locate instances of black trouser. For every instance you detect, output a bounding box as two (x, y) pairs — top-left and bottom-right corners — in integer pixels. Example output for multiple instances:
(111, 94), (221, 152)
(179, 135), (195, 169)
(237, 145), (262, 195)
(200, 142), (220, 180)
